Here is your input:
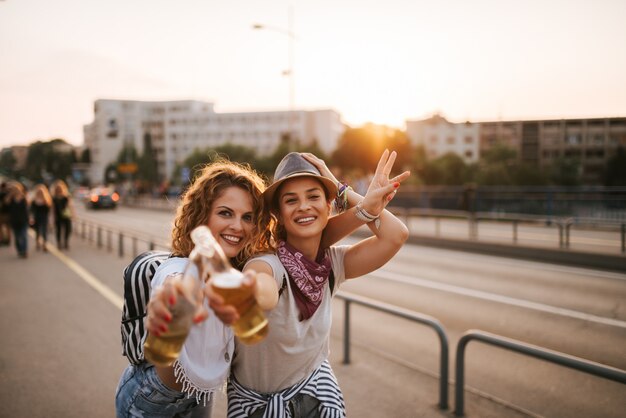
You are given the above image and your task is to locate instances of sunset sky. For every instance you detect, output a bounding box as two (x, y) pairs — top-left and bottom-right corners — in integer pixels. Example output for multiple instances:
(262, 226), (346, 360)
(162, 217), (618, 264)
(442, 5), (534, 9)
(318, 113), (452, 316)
(1, 0), (625, 147)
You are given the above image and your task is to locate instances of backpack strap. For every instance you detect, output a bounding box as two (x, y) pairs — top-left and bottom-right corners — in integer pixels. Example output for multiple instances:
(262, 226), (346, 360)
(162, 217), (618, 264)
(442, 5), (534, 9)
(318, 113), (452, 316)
(121, 250), (170, 365)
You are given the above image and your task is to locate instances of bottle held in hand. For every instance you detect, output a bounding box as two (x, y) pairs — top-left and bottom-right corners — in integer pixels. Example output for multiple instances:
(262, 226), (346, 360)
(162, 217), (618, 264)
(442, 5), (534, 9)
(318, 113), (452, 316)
(144, 226), (212, 366)
(143, 273), (196, 366)
(211, 270), (269, 344)
(190, 227), (268, 344)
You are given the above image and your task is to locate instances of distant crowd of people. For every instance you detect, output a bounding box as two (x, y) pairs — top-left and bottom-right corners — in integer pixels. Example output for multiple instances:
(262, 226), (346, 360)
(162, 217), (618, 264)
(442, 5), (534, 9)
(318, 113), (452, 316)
(0, 180), (74, 258)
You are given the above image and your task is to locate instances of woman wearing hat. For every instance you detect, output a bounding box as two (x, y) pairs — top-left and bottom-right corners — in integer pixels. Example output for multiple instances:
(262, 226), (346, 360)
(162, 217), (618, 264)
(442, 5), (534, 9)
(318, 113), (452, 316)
(117, 158), (387, 418)
(216, 150), (410, 417)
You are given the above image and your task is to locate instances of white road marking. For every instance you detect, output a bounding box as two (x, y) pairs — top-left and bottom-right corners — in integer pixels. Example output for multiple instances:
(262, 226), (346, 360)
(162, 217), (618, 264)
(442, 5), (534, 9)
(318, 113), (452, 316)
(48, 243), (124, 310)
(368, 270), (626, 329)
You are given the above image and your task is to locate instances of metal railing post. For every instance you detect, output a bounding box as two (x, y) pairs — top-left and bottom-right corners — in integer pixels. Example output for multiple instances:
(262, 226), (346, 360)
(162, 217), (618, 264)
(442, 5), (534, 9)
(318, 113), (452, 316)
(512, 220), (518, 244)
(343, 300), (351, 365)
(435, 217), (441, 237)
(107, 230), (112, 252)
(621, 223), (625, 254)
(336, 292), (449, 410)
(118, 233), (124, 258)
(97, 226), (102, 249)
(454, 330), (626, 416)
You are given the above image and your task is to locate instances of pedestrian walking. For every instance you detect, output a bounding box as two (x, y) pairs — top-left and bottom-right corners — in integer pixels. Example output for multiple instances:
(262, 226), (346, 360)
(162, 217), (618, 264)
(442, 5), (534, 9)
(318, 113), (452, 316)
(4, 182), (30, 258)
(0, 182), (11, 246)
(31, 184), (53, 252)
(51, 180), (73, 250)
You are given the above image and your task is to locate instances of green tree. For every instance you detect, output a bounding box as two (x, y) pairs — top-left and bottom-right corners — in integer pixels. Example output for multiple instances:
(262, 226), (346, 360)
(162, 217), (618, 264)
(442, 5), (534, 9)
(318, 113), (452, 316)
(137, 133), (159, 186)
(474, 144), (517, 185)
(25, 139), (75, 183)
(603, 147), (626, 186)
(550, 157), (581, 186)
(424, 152), (468, 185)
(332, 125), (382, 173)
(384, 129), (413, 172)
(0, 150), (17, 176)
(175, 144), (260, 184)
(80, 148), (91, 163)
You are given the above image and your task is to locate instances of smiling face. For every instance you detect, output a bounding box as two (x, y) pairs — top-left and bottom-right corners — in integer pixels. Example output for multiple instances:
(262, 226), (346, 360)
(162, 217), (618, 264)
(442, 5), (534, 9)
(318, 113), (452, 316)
(206, 186), (255, 258)
(277, 177), (331, 242)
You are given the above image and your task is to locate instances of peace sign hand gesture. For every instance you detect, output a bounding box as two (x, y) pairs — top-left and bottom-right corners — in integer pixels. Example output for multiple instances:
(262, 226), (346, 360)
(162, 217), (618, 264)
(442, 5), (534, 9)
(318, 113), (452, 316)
(360, 149), (410, 217)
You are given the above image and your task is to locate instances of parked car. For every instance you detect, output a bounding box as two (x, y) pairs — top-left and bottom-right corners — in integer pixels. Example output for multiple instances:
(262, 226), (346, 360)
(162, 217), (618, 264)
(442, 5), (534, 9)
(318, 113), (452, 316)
(86, 187), (119, 209)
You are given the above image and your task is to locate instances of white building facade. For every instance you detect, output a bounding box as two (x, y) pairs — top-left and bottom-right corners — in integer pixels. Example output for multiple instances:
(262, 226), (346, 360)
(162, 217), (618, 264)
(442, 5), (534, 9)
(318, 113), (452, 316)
(84, 99), (344, 183)
(405, 114), (480, 163)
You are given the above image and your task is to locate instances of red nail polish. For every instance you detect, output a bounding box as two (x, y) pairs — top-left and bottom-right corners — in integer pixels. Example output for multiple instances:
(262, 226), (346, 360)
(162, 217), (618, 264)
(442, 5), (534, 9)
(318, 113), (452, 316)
(394, 182), (400, 188)
(169, 296), (175, 306)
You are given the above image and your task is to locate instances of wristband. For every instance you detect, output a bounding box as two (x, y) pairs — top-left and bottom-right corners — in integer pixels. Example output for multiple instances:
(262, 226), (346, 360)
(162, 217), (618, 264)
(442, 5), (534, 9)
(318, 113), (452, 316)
(333, 182), (351, 213)
(355, 201), (381, 229)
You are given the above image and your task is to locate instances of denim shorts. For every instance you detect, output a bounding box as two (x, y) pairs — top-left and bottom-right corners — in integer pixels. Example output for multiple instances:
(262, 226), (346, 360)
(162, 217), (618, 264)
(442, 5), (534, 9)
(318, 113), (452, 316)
(115, 363), (212, 418)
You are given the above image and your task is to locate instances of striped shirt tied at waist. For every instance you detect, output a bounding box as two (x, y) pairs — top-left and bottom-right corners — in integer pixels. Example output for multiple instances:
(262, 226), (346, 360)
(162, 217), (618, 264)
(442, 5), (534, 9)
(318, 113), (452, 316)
(227, 360), (345, 418)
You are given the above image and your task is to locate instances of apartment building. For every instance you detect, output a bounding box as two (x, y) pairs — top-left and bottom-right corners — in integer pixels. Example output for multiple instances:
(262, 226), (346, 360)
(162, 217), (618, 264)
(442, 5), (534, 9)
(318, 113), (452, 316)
(405, 114), (481, 163)
(84, 99), (344, 183)
(406, 115), (626, 183)
(478, 117), (626, 183)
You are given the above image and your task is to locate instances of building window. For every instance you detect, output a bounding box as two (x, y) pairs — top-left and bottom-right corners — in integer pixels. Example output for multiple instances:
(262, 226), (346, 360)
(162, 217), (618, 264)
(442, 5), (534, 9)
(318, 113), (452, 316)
(107, 119), (118, 138)
(430, 135), (438, 144)
(447, 137), (455, 145)
(464, 150), (473, 159)
(464, 136), (473, 144)
(566, 134), (581, 145)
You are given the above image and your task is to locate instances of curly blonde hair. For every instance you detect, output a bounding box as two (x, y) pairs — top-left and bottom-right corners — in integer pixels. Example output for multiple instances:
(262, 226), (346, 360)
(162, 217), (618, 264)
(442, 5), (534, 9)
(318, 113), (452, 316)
(171, 160), (274, 269)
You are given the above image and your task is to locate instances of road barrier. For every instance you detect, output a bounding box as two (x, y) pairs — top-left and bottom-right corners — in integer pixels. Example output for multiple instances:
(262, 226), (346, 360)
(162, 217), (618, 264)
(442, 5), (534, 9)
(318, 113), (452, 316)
(336, 291), (450, 410)
(454, 330), (626, 416)
(75, 219), (169, 258)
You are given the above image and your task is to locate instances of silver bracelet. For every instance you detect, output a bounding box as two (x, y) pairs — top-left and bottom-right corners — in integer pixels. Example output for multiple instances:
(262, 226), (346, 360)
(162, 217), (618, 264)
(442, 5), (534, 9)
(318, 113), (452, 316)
(354, 201), (380, 228)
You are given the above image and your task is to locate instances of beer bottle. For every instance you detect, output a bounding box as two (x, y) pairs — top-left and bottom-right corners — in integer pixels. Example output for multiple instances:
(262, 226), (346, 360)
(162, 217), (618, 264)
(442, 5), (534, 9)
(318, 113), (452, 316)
(143, 226), (212, 366)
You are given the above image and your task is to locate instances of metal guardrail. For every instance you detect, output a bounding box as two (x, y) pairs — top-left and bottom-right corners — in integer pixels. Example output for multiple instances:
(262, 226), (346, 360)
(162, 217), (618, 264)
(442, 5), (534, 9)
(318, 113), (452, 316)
(454, 330), (626, 416)
(335, 291), (450, 410)
(120, 197), (626, 253)
(75, 218), (169, 257)
(392, 207), (626, 254)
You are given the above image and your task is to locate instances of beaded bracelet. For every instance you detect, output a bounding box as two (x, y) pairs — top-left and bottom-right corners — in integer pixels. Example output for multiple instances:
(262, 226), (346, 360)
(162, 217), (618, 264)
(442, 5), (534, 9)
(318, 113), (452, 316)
(333, 182), (351, 213)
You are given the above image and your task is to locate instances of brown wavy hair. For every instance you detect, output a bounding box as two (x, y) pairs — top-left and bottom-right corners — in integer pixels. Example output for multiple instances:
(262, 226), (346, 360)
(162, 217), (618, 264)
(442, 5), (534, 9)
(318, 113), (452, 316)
(170, 159), (274, 269)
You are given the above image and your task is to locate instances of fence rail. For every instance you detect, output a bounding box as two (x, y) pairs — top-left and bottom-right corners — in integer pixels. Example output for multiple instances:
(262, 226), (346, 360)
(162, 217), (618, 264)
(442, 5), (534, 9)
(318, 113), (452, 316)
(75, 218), (169, 258)
(454, 330), (626, 416)
(119, 197), (626, 254)
(389, 208), (626, 254)
(335, 291), (450, 410)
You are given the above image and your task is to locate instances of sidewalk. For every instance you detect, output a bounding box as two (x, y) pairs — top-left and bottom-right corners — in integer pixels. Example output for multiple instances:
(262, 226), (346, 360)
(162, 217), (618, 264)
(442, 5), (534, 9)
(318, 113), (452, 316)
(0, 233), (532, 417)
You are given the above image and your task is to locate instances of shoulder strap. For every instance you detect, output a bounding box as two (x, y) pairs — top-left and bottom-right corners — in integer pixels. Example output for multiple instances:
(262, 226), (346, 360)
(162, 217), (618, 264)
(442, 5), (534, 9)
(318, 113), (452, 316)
(121, 250), (171, 324)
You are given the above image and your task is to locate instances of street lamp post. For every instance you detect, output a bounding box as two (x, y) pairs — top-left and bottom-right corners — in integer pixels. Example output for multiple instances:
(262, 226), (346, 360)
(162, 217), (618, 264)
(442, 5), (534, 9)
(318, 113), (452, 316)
(252, 5), (296, 143)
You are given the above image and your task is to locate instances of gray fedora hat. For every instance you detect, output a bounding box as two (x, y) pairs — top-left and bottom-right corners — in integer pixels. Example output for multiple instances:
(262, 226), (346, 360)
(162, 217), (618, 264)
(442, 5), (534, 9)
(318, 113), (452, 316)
(263, 152), (338, 206)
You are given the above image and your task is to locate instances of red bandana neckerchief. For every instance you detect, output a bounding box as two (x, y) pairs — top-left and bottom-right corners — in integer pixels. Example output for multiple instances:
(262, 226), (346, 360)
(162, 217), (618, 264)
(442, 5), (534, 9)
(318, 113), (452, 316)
(277, 240), (332, 321)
